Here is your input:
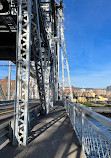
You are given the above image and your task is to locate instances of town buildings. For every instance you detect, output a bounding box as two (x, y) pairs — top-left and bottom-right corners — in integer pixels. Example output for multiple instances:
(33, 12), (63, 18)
(0, 77), (39, 101)
(63, 86), (111, 103)
(93, 89), (107, 96)
(1, 78), (111, 102)
(0, 76), (15, 100)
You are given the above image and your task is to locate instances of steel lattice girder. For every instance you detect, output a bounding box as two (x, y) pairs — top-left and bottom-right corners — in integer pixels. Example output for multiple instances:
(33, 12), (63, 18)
(13, 0), (58, 146)
(13, 0), (32, 146)
(13, 0), (68, 146)
(59, 8), (73, 101)
(31, 0), (47, 114)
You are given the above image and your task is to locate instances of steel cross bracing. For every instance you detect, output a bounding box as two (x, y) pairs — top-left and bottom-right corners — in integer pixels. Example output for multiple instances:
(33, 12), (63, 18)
(40, 0), (52, 112)
(8, 61), (11, 100)
(1, 3), (110, 158)
(0, 84), (6, 101)
(0, 0), (72, 146)
(13, 0), (32, 146)
(40, 0), (59, 111)
(31, 0), (47, 114)
(59, 8), (73, 101)
(12, 0), (60, 146)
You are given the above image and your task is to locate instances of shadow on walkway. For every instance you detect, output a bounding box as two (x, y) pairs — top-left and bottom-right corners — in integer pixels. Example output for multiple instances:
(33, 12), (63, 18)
(0, 101), (85, 158)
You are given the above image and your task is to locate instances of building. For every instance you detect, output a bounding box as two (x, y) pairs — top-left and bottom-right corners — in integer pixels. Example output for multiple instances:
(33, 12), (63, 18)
(74, 96), (87, 103)
(74, 87), (94, 93)
(64, 86), (74, 95)
(0, 76), (15, 100)
(96, 96), (108, 102)
(93, 89), (107, 96)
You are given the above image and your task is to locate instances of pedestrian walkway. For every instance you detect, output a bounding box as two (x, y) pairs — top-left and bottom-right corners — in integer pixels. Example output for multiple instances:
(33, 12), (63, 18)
(0, 101), (85, 158)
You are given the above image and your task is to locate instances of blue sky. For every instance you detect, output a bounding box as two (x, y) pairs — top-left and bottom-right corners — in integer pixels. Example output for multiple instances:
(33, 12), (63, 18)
(63, 0), (111, 88)
(0, 61), (16, 80)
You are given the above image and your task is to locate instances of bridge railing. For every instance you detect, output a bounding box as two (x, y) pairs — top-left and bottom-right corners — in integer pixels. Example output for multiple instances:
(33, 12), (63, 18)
(64, 99), (111, 158)
(0, 99), (42, 149)
(0, 121), (10, 150)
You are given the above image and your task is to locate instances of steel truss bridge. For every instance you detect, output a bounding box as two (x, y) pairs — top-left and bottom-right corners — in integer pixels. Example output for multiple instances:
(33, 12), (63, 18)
(0, 0), (73, 146)
(0, 0), (111, 158)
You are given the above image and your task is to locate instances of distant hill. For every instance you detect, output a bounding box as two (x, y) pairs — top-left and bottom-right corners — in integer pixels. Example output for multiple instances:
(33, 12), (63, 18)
(106, 86), (111, 91)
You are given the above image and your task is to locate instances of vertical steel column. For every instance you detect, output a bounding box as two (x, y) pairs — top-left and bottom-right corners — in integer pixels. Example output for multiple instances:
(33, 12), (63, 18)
(43, 49), (50, 113)
(8, 61), (11, 100)
(52, 39), (56, 103)
(59, 8), (73, 101)
(34, 78), (38, 99)
(44, 0), (56, 107)
(60, 15), (65, 99)
(56, 14), (60, 101)
(30, 77), (34, 99)
(14, 0), (32, 146)
(31, 0), (46, 114)
(35, 0), (47, 113)
(48, 4), (54, 109)
(40, 0), (54, 112)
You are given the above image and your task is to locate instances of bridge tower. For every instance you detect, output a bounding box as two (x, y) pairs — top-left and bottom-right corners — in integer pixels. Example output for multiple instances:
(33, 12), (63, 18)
(58, 3), (73, 101)
(13, 0), (60, 146)
(0, 0), (72, 146)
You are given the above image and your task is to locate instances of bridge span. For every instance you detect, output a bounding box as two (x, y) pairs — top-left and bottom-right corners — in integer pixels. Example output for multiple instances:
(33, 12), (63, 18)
(0, 0), (111, 158)
(0, 100), (111, 158)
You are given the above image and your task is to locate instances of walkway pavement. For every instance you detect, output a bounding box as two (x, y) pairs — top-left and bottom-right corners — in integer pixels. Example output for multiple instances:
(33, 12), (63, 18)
(0, 101), (85, 158)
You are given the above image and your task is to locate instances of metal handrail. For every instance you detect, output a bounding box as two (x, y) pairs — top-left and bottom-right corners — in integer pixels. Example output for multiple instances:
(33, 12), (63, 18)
(71, 101), (111, 128)
(64, 99), (111, 158)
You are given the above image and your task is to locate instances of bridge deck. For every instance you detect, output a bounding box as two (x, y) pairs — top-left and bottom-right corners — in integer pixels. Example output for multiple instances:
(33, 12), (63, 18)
(0, 101), (85, 158)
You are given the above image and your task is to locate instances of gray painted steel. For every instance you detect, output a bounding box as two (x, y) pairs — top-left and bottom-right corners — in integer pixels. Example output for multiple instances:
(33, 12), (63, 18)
(0, 0), (74, 147)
